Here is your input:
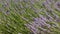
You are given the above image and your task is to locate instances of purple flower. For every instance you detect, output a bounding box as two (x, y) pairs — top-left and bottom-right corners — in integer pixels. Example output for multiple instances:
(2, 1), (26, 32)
(42, 1), (53, 11)
(54, 1), (60, 11)
(30, 0), (34, 4)
(25, 16), (51, 34)
(25, 24), (37, 34)
(46, 0), (51, 4)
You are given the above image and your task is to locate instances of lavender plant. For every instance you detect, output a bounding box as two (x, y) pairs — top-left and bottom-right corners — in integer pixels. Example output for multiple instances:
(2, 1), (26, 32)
(0, 0), (60, 34)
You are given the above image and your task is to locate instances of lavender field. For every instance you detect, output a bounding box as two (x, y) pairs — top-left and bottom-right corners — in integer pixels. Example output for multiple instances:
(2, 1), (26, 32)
(0, 0), (60, 34)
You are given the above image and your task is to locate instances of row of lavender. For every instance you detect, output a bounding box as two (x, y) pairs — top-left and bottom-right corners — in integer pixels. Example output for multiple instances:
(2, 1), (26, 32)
(25, 0), (60, 34)
(0, 0), (60, 34)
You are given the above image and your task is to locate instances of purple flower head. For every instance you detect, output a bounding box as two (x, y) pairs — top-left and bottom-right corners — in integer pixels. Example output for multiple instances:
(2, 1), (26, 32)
(25, 24), (37, 34)
(54, 1), (60, 11)
(42, 1), (53, 11)
(25, 16), (51, 34)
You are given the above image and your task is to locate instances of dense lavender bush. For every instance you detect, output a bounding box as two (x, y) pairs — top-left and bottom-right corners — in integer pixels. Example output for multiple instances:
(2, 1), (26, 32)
(0, 0), (60, 34)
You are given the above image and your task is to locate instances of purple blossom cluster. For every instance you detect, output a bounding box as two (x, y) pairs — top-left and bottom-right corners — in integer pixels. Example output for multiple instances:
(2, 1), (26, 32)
(25, 0), (60, 34)
(42, 0), (60, 22)
(54, 1), (60, 11)
(25, 16), (51, 34)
